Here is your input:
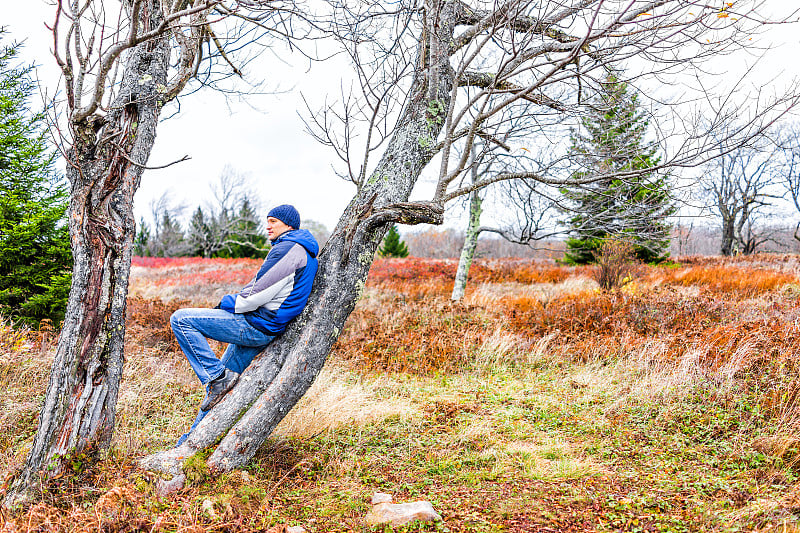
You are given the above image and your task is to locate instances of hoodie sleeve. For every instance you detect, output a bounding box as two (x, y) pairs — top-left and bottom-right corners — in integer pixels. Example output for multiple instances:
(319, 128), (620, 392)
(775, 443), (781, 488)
(219, 240), (309, 314)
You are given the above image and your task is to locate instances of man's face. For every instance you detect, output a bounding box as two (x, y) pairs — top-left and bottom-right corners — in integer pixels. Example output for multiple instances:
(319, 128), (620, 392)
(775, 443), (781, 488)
(267, 216), (292, 241)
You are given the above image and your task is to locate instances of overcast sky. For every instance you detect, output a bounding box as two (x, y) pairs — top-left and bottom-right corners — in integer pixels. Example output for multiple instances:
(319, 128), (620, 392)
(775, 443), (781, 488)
(3, 0), (800, 233)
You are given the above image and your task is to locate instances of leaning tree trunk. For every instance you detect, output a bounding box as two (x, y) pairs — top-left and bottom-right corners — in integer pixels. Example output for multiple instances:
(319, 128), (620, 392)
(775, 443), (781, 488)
(4, 2), (169, 506)
(141, 0), (461, 481)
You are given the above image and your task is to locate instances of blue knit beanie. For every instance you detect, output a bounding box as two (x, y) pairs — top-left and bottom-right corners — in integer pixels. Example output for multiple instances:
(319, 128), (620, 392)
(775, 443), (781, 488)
(268, 204), (300, 229)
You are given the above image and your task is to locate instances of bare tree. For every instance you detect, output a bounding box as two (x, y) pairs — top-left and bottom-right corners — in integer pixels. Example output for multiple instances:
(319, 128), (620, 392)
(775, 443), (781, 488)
(702, 125), (783, 255)
(300, 219), (331, 247)
(451, 141), (559, 300)
(778, 123), (800, 243)
(3, 0), (302, 505)
(137, 0), (799, 491)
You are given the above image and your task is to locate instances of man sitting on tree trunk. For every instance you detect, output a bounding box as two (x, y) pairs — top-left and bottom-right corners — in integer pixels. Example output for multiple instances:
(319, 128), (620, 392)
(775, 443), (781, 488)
(170, 204), (319, 446)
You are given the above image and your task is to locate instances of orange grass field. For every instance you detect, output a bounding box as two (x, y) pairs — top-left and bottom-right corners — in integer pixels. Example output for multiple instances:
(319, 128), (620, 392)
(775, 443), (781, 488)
(4, 254), (800, 531)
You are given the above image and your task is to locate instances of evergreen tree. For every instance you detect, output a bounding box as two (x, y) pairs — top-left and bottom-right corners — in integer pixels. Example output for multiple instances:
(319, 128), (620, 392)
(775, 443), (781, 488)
(562, 73), (674, 264)
(134, 217), (151, 256)
(379, 225), (409, 257)
(152, 211), (186, 257)
(220, 197), (268, 258)
(0, 34), (72, 326)
(188, 206), (213, 257)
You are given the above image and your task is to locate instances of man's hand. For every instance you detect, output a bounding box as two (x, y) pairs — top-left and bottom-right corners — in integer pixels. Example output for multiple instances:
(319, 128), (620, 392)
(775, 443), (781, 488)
(219, 294), (237, 313)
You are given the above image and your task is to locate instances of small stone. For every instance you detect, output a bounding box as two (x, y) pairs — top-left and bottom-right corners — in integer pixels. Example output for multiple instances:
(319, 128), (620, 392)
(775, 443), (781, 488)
(201, 498), (218, 520)
(155, 474), (186, 497)
(364, 498), (443, 527)
(372, 492), (393, 505)
(264, 524), (305, 533)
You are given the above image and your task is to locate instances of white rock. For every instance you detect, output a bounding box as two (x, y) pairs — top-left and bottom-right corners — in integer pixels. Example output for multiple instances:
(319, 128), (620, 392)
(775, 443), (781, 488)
(201, 498), (218, 520)
(364, 498), (443, 527)
(286, 527), (307, 533)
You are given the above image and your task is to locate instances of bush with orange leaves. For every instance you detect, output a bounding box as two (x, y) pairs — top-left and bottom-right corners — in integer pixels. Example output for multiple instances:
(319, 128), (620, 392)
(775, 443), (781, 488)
(337, 257), (800, 384)
(333, 296), (498, 374)
(126, 296), (191, 352)
(657, 265), (797, 296)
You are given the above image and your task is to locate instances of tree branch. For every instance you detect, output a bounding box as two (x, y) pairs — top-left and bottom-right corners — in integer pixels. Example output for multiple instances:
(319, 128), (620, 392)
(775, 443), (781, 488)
(451, 0), (585, 53)
(363, 201), (445, 228)
(458, 71), (568, 111)
(73, 0), (224, 122)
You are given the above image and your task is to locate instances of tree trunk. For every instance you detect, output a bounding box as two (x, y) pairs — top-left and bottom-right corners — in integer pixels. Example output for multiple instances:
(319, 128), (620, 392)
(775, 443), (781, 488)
(720, 217), (734, 256)
(4, 1), (169, 506)
(451, 188), (482, 301)
(141, 0), (460, 479)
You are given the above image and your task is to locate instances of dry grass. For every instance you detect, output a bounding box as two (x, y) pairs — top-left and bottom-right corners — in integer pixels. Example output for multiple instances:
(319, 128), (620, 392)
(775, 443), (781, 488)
(497, 437), (603, 480)
(333, 293), (496, 375)
(657, 264), (798, 296)
(472, 329), (522, 370)
(274, 364), (418, 438)
(0, 319), (59, 477)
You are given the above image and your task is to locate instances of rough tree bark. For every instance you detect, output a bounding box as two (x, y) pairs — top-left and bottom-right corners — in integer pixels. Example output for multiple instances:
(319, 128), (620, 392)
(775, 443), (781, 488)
(720, 213), (736, 256)
(4, 1), (169, 506)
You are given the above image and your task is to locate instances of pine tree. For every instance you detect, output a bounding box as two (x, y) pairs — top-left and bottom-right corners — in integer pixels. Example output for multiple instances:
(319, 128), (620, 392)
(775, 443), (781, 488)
(220, 197), (268, 259)
(188, 206), (213, 257)
(134, 217), (151, 256)
(562, 73), (674, 264)
(151, 211), (186, 257)
(0, 34), (72, 326)
(379, 225), (409, 257)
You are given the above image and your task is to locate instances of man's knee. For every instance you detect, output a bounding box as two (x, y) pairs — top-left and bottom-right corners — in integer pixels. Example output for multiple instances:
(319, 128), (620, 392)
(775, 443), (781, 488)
(170, 308), (189, 330)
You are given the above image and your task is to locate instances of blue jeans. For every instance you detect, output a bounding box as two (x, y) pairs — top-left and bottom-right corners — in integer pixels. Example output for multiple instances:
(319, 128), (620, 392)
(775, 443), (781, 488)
(170, 308), (277, 446)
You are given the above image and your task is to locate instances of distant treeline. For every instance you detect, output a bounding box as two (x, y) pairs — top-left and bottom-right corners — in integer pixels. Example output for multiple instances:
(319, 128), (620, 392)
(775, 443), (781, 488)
(402, 225), (800, 260)
(134, 198), (331, 259)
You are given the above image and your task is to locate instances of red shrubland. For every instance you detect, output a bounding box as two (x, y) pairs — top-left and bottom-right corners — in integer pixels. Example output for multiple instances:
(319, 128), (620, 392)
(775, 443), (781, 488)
(343, 257), (800, 379)
(121, 256), (800, 383)
(657, 265), (796, 296)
